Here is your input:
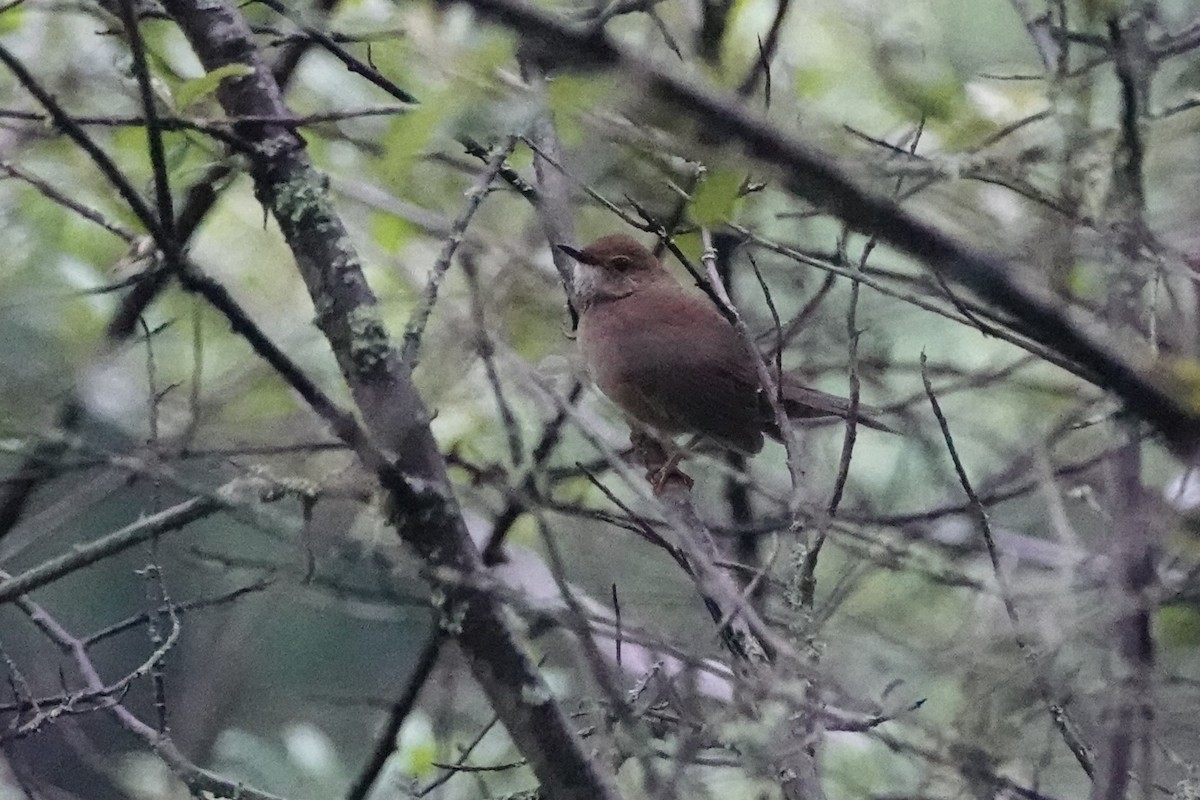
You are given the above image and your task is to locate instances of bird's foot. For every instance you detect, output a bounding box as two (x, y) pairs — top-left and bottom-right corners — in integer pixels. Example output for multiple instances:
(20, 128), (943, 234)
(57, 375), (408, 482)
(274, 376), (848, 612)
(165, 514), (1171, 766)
(630, 430), (693, 495)
(648, 463), (693, 495)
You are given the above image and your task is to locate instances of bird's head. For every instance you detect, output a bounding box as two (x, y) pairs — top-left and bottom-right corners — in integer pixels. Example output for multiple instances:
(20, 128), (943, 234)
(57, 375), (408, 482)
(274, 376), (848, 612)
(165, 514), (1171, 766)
(557, 235), (670, 311)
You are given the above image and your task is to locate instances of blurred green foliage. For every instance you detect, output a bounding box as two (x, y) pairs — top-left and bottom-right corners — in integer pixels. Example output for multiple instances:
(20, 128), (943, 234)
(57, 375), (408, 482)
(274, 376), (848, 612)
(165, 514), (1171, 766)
(2, 0), (1200, 798)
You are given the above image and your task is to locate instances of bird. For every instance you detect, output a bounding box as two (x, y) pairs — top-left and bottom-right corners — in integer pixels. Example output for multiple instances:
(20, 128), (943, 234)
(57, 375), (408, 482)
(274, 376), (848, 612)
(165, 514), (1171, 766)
(557, 234), (893, 460)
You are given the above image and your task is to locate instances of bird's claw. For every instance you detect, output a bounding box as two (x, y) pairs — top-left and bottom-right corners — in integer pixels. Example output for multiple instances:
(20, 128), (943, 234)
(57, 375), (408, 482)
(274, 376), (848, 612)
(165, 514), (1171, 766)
(630, 429), (693, 494)
(648, 464), (693, 495)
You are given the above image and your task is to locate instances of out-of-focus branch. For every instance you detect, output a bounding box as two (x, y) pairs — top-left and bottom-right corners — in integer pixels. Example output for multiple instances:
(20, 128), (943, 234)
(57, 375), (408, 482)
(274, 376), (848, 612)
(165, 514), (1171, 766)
(736, 0), (789, 99)
(0, 0), (343, 542)
(696, 0), (733, 63)
(443, 0), (1200, 455)
(522, 63), (579, 308)
(6, 580), (288, 800)
(0, 497), (219, 606)
(1090, 17), (1158, 800)
(345, 631), (443, 800)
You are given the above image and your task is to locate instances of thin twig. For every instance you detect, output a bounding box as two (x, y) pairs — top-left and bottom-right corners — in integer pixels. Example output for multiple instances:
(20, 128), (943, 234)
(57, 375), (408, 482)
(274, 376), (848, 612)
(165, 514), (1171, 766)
(345, 630), (444, 800)
(416, 716), (502, 797)
(797, 232), (864, 609)
(700, 229), (804, 510)
(5, 577), (286, 800)
(402, 137), (516, 365)
(0, 497), (220, 606)
(461, 249), (524, 466)
(253, 0), (418, 103)
(921, 352), (1095, 778)
(0, 160), (138, 242)
(118, 0), (175, 240)
(82, 576), (276, 647)
(450, 0), (1200, 452)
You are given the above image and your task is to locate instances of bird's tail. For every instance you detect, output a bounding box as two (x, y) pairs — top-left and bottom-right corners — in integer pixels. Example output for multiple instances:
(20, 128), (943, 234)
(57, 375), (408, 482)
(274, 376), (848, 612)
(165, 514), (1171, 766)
(761, 374), (898, 435)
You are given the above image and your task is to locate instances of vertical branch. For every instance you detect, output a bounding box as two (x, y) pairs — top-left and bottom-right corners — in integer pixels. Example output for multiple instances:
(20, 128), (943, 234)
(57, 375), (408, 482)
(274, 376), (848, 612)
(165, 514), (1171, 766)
(696, 0), (734, 63)
(520, 63), (579, 310)
(797, 233), (863, 610)
(694, 232), (826, 800)
(1105, 15), (1150, 321)
(462, 249), (525, 468)
(117, 0), (175, 240)
(799, 121), (915, 608)
(1091, 15), (1158, 800)
(825, 233), (861, 519)
(1090, 437), (1153, 800)
(137, 317), (172, 736)
(700, 229), (804, 508)
(718, 241), (756, 592)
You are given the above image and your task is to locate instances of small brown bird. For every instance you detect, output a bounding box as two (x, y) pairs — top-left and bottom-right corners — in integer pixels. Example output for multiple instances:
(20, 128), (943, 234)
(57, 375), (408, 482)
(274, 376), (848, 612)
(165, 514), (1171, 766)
(558, 234), (891, 456)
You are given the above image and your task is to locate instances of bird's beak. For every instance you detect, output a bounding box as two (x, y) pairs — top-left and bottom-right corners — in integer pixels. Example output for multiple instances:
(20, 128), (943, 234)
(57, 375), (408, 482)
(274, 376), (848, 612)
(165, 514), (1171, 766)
(556, 243), (592, 264)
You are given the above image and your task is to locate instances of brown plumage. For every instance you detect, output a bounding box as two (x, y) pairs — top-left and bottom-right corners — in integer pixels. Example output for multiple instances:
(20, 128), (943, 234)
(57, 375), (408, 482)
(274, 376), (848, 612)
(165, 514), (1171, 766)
(558, 234), (892, 454)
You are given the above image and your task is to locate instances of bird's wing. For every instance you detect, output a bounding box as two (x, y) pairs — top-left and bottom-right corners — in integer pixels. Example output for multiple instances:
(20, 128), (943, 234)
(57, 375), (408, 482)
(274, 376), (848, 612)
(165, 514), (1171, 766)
(612, 287), (765, 453)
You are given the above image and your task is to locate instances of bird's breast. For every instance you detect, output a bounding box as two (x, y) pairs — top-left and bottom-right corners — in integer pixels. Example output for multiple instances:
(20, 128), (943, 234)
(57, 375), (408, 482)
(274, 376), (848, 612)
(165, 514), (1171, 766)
(578, 303), (679, 430)
(575, 285), (768, 453)
(577, 305), (644, 395)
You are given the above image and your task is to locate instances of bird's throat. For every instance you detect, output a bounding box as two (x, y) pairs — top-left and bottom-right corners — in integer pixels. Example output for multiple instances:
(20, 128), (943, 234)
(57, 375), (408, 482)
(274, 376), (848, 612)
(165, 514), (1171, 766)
(573, 265), (634, 312)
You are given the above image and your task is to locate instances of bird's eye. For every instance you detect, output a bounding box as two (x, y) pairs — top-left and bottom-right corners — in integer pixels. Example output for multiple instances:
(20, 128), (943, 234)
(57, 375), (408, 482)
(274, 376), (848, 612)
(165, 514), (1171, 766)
(609, 255), (632, 270)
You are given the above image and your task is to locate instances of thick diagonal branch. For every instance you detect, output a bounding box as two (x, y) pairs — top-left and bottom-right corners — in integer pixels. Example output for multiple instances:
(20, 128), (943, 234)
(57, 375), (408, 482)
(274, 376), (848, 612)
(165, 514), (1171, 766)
(156, 3), (621, 798)
(452, 0), (1200, 455)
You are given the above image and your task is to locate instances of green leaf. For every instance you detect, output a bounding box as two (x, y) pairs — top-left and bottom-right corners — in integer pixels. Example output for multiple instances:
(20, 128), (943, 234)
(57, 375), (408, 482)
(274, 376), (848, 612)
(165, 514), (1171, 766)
(672, 231), (703, 264)
(379, 102), (443, 184)
(1158, 356), (1200, 413)
(794, 67), (835, 98)
(546, 73), (617, 146)
(370, 212), (416, 254)
(396, 712), (439, 779)
(690, 167), (744, 227)
(1157, 603), (1200, 648)
(175, 64), (254, 111)
(0, 2), (25, 35)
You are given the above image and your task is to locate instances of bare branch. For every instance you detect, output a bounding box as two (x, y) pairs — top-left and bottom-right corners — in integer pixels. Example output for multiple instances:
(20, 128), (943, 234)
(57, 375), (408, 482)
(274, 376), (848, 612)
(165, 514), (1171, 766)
(446, 0), (1200, 453)
(156, 3), (623, 797)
